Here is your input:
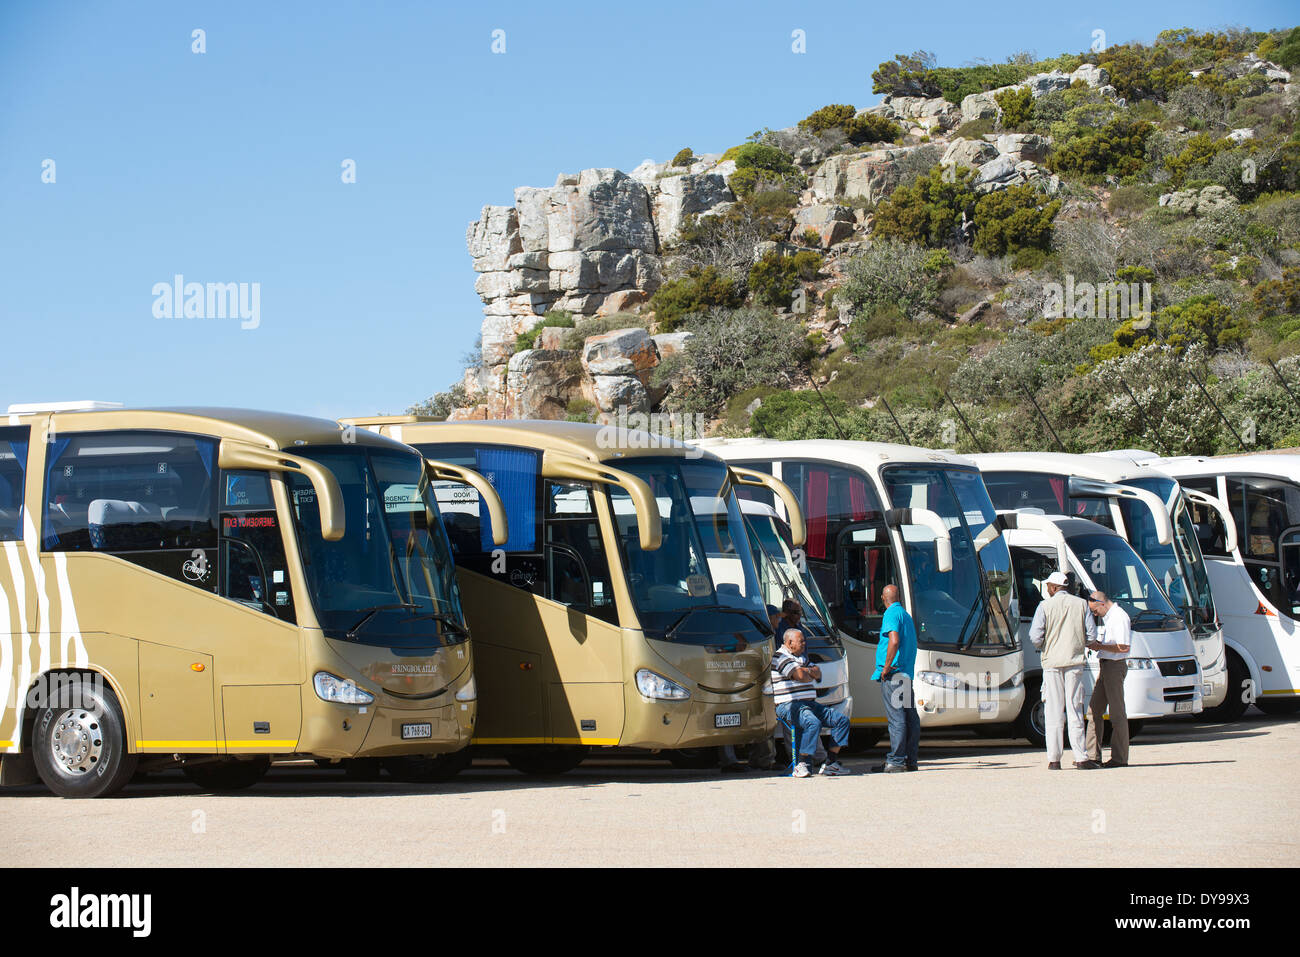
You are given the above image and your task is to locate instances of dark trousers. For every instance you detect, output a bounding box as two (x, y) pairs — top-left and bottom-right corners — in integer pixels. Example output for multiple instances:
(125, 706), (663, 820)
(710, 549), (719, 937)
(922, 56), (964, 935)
(882, 672), (920, 767)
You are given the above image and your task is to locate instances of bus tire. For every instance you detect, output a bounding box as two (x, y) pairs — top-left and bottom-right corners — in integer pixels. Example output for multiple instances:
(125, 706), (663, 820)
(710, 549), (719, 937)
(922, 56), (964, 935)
(182, 757), (270, 791)
(383, 750), (472, 783)
(844, 729), (883, 753)
(1255, 698), (1300, 716)
(1015, 677), (1046, 748)
(1201, 650), (1250, 722)
(666, 747), (719, 770)
(505, 746), (587, 775)
(31, 678), (137, 799)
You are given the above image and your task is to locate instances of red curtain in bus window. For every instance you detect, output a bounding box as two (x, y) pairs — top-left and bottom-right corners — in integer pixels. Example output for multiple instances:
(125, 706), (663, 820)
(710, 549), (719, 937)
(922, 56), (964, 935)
(807, 467), (829, 560)
(849, 475), (867, 522)
(1049, 477), (1065, 512)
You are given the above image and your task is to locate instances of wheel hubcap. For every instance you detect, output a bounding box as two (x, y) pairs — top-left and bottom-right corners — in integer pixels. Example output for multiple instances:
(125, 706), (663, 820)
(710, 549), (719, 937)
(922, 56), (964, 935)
(50, 710), (103, 775)
(1030, 700), (1046, 738)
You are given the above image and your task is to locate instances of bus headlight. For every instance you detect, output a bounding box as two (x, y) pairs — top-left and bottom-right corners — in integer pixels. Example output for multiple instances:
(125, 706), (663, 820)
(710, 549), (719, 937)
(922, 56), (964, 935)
(635, 669), (690, 701)
(455, 676), (477, 702)
(918, 670), (964, 690)
(313, 672), (375, 705)
(1126, 658), (1155, 671)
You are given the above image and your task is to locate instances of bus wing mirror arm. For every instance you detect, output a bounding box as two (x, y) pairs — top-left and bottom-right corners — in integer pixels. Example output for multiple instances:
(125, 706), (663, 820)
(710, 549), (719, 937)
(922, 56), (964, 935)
(729, 467), (806, 547)
(1182, 488), (1238, 554)
(1003, 509), (1071, 573)
(425, 460), (509, 547)
(541, 452), (663, 551)
(218, 439), (345, 542)
(885, 507), (953, 573)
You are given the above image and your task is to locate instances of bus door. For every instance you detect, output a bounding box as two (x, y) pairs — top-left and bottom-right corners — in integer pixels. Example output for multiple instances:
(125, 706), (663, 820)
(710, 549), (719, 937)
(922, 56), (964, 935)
(217, 469), (301, 749)
(1279, 527), (1300, 621)
(834, 523), (896, 647)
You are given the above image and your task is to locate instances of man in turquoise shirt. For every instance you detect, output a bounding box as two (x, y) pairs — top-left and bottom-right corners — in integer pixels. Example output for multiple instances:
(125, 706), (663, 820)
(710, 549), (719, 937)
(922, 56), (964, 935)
(870, 584), (919, 773)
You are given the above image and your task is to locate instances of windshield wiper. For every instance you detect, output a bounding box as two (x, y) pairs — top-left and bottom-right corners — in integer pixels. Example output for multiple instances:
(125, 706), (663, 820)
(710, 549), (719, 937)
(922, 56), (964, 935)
(1131, 608), (1180, 628)
(346, 603), (419, 638)
(665, 604), (765, 640)
(408, 610), (471, 640)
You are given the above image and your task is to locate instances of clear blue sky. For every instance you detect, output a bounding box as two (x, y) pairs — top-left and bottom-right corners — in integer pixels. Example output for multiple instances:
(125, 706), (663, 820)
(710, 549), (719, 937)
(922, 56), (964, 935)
(2, 0), (1294, 420)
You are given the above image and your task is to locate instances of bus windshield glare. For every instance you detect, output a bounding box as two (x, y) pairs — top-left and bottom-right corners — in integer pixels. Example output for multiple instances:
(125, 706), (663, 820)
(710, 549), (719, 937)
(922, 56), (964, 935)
(1119, 476), (1215, 630)
(1068, 532), (1181, 628)
(287, 446), (466, 647)
(881, 466), (1015, 649)
(610, 457), (766, 642)
(745, 512), (837, 644)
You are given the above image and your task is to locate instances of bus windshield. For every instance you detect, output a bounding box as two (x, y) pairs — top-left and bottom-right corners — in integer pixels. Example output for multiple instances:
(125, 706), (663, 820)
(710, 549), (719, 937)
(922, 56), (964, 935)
(1067, 532), (1182, 629)
(610, 457), (766, 642)
(287, 446), (467, 647)
(1117, 476), (1215, 631)
(745, 511), (837, 645)
(881, 465), (1015, 649)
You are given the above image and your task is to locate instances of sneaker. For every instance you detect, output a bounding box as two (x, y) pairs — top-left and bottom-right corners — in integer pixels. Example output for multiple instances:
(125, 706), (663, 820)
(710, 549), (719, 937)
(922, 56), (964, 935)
(819, 760), (850, 776)
(791, 762), (811, 778)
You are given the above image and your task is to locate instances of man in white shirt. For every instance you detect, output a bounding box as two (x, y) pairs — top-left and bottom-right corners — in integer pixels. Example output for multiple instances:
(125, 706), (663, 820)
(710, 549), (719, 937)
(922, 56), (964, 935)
(1028, 571), (1098, 769)
(1084, 590), (1132, 767)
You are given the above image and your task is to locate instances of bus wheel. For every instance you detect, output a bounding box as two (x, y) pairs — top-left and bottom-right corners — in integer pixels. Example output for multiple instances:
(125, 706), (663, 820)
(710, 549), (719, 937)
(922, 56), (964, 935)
(666, 748), (719, 770)
(1201, 650), (1249, 722)
(341, 758), (384, 781)
(505, 746), (588, 775)
(182, 757), (270, 791)
(844, 729), (883, 753)
(1014, 678), (1046, 748)
(31, 679), (137, 799)
(384, 750), (472, 783)
(1256, 698), (1300, 716)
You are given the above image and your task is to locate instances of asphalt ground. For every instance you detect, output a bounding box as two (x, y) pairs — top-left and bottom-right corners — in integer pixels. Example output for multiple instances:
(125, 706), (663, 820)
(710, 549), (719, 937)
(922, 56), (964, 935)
(2, 712), (1295, 867)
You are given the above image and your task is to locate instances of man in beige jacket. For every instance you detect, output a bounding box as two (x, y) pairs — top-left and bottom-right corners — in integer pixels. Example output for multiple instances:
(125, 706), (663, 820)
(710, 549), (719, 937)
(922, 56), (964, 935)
(1028, 571), (1098, 769)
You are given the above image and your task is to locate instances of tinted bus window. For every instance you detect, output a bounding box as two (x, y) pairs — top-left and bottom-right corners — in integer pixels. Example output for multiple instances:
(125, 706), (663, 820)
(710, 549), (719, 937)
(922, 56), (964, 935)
(43, 431), (218, 590)
(0, 427), (30, 542)
(781, 461), (883, 561)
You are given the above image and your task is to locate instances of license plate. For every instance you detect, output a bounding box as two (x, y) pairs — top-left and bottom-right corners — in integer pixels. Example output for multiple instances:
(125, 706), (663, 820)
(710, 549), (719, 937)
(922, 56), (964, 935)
(1173, 701), (1193, 714)
(714, 712), (741, 729)
(978, 701), (997, 714)
(401, 722), (433, 740)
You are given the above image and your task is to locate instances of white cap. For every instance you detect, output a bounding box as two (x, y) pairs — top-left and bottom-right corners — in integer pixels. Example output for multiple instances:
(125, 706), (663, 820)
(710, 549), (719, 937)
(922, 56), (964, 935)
(1045, 571), (1070, 587)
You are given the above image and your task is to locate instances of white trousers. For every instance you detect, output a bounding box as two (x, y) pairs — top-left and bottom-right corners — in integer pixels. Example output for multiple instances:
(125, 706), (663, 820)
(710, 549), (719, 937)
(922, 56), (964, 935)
(1043, 665), (1087, 763)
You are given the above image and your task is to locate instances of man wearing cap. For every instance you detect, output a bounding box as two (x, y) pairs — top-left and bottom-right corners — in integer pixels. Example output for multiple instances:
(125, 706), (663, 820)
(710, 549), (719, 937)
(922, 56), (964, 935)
(1084, 590), (1132, 767)
(1028, 571), (1098, 769)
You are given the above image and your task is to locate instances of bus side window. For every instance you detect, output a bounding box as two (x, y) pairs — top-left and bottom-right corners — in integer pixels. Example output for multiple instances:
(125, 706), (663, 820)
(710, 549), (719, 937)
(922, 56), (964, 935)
(220, 470), (295, 622)
(1181, 478), (1230, 558)
(0, 427), (30, 542)
(546, 481), (617, 626)
(42, 430), (218, 591)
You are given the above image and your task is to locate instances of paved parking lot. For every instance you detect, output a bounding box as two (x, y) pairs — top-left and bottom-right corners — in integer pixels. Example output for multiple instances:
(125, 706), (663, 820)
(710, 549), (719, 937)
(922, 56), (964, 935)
(2, 713), (1295, 867)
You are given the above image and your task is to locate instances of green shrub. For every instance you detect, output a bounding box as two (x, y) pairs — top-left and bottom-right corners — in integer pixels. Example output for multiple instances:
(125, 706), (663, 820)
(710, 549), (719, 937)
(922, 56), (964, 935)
(654, 307), (811, 414)
(1267, 27), (1300, 69)
(799, 104), (858, 134)
(748, 250), (823, 307)
(1049, 117), (1154, 177)
(1164, 133), (1232, 187)
(648, 267), (745, 332)
(564, 398), (598, 423)
(972, 186), (1062, 257)
(670, 147), (695, 167)
(514, 310), (575, 351)
(724, 142), (803, 197)
(801, 227), (822, 247)
(954, 117), (996, 139)
(995, 86), (1033, 130)
(872, 164), (976, 248)
(1252, 268), (1300, 315)
(407, 382), (467, 420)
(840, 240), (942, 324)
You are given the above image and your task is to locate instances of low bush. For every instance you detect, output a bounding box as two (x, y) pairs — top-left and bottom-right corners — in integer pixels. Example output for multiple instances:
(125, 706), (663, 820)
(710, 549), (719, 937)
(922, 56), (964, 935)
(670, 147), (695, 167)
(972, 185), (1062, 257)
(648, 267), (744, 332)
(748, 250), (823, 307)
(872, 164), (976, 248)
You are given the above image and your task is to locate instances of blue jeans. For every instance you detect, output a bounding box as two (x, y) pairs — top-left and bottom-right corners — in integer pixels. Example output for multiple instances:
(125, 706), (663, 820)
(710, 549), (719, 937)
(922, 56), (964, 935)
(776, 699), (851, 759)
(881, 673), (919, 767)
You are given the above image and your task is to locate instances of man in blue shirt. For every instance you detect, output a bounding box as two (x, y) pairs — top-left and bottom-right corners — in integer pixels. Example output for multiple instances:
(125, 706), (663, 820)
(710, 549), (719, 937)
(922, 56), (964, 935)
(870, 584), (919, 773)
